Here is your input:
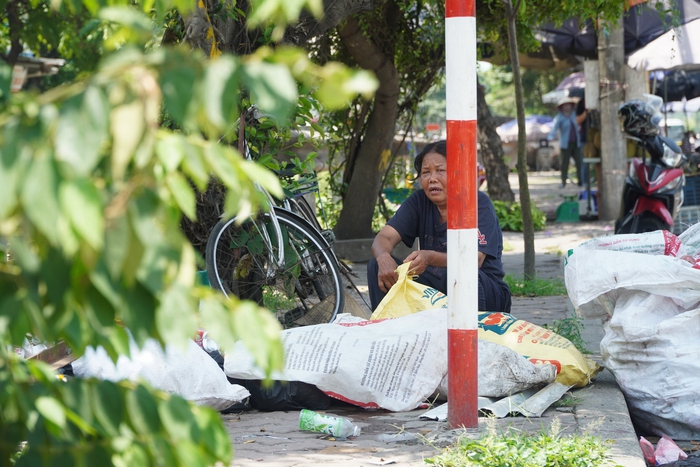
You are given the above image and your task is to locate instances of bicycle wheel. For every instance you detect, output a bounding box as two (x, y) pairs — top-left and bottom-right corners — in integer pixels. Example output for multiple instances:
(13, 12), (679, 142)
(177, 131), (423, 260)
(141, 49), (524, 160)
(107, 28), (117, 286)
(206, 208), (344, 328)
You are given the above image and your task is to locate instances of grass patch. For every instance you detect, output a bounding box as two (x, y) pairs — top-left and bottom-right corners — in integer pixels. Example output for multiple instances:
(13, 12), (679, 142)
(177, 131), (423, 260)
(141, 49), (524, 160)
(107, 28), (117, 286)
(543, 316), (591, 355)
(504, 275), (566, 297)
(542, 245), (564, 256)
(553, 393), (583, 408)
(426, 420), (620, 467)
(502, 241), (515, 253)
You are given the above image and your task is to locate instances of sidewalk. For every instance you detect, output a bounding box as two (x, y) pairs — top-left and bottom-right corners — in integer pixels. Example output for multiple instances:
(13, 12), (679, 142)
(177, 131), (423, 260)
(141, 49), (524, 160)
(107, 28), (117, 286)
(223, 172), (646, 466)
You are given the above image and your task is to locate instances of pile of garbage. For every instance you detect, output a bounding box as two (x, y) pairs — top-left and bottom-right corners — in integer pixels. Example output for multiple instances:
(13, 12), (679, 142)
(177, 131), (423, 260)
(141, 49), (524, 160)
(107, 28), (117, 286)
(224, 309), (598, 415)
(566, 226), (700, 439)
(63, 253), (604, 421)
(65, 305), (597, 420)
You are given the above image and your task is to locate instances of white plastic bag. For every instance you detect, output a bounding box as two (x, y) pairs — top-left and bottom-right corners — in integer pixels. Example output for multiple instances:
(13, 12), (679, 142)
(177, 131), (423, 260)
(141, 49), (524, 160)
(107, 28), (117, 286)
(226, 309), (558, 412)
(600, 291), (700, 439)
(226, 309), (448, 412)
(565, 229), (700, 439)
(72, 337), (249, 411)
(575, 230), (682, 256)
(566, 249), (700, 318)
(439, 340), (556, 398)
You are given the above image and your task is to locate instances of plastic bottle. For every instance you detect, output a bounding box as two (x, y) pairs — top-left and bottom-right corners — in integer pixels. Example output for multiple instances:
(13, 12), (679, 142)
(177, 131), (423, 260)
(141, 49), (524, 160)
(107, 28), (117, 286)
(298, 409), (361, 438)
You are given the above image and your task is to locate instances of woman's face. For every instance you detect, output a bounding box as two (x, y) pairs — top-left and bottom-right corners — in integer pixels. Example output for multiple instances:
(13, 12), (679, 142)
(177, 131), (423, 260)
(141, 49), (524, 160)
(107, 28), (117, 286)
(420, 152), (447, 207)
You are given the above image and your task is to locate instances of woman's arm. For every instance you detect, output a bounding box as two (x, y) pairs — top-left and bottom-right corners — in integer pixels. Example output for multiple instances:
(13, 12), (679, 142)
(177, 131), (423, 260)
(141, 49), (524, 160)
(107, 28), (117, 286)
(403, 250), (486, 274)
(547, 116), (560, 140)
(372, 225), (404, 292)
(403, 249), (446, 274)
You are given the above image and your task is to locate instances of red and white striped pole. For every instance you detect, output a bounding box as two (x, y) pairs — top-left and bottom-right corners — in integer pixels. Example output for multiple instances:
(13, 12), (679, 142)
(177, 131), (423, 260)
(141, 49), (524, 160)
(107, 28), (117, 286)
(445, 0), (479, 428)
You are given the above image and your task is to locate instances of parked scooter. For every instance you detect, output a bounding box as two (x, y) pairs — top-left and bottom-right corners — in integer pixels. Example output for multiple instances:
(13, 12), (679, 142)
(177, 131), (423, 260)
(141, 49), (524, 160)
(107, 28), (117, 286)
(615, 100), (686, 234)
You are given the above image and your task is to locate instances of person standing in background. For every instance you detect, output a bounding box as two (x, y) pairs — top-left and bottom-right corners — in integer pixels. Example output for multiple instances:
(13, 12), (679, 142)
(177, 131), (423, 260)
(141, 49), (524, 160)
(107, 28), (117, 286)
(548, 97), (582, 188)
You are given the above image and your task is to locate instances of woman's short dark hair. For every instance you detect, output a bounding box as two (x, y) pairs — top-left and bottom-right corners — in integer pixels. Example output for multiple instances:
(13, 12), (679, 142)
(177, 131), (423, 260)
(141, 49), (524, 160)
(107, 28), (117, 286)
(413, 140), (447, 175)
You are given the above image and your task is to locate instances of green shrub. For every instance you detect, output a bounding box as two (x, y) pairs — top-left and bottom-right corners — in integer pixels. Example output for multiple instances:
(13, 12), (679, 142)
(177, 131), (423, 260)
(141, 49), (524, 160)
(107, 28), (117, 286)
(493, 201), (546, 232)
(426, 420), (618, 467)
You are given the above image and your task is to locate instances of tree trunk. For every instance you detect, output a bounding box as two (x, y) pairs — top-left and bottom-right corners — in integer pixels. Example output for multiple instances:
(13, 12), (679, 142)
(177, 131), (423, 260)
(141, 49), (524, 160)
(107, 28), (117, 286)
(597, 15), (626, 221)
(333, 15), (399, 239)
(504, 0), (536, 280)
(5, 0), (23, 66)
(477, 79), (515, 202)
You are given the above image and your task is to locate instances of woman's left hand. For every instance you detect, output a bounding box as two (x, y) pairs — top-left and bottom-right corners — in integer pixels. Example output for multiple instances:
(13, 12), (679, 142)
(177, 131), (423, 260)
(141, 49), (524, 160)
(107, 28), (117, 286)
(403, 250), (432, 276)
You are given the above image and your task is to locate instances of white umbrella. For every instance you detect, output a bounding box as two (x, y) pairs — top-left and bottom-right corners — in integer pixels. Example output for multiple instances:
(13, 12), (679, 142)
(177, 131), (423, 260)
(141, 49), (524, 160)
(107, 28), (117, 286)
(541, 71), (585, 104)
(627, 19), (700, 71)
(661, 96), (700, 113)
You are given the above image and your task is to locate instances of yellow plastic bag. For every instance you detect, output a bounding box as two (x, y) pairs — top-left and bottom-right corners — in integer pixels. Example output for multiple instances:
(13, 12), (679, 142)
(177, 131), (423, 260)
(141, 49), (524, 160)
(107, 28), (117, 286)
(370, 262), (447, 321)
(478, 312), (601, 388)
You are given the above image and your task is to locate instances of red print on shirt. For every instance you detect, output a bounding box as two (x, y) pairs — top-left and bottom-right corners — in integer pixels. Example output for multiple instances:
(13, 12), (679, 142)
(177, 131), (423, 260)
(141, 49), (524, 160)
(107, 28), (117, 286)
(477, 229), (487, 245)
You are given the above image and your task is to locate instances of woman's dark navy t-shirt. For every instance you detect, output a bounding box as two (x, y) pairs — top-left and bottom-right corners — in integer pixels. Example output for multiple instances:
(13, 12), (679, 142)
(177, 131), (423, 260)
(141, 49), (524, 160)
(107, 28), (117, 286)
(387, 190), (506, 285)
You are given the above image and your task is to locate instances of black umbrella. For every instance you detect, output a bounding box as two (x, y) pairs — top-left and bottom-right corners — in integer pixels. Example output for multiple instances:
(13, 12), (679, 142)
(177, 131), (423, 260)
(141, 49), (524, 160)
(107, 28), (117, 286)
(651, 70), (700, 102)
(534, 0), (700, 60)
(536, 18), (597, 59)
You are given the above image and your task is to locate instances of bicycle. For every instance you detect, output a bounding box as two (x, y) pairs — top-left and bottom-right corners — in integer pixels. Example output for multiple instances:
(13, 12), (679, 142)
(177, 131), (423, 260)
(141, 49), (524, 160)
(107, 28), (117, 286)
(205, 109), (345, 328)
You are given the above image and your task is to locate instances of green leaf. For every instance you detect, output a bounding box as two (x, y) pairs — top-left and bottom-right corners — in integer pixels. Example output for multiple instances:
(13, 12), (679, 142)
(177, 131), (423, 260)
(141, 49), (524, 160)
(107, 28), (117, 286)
(0, 120), (23, 218)
(115, 443), (150, 467)
(0, 61), (11, 102)
(110, 100), (145, 180)
(60, 378), (95, 434)
(243, 61), (297, 123)
(10, 237), (40, 274)
(158, 395), (198, 442)
(99, 6), (154, 34)
(204, 144), (239, 189)
(181, 139), (208, 191)
(160, 65), (197, 125)
(156, 284), (197, 348)
(35, 396), (67, 430)
(156, 133), (185, 173)
(108, 325), (132, 357)
(153, 437), (179, 467)
(59, 178), (105, 250)
(104, 214), (131, 280)
(314, 66), (378, 109)
(128, 189), (160, 246)
(175, 440), (208, 467)
(126, 385), (161, 436)
(200, 297), (283, 377)
(20, 151), (61, 245)
(232, 300), (284, 374)
(82, 445), (113, 467)
(165, 171), (196, 220)
(85, 286), (116, 333)
(54, 86), (108, 176)
(40, 248), (72, 306)
(120, 281), (156, 346)
(242, 159), (283, 199)
(121, 220), (145, 286)
(91, 380), (123, 437)
(90, 262), (123, 309)
(203, 56), (240, 131)
(194, 406), (232, 460)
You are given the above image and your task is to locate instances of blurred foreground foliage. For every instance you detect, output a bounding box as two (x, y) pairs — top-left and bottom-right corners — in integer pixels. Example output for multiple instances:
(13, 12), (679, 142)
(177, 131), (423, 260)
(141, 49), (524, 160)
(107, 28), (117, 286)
(0, 0), (377, 464)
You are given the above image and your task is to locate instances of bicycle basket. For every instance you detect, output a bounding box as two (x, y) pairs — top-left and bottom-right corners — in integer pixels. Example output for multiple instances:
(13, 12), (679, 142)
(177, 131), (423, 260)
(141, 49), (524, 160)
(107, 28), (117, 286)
(281, 172), (319, 198)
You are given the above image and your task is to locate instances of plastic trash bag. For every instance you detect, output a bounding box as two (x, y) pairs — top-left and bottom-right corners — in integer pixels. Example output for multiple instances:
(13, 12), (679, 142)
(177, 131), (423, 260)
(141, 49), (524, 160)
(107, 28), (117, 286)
(439, 339), (556, 398)
(72, 336), (249, 411)
(478, 312), (599, 388)
(225, 309), (581, 412)
(229, 379), (330, 412)
(370, 262), (446, 320)
(565, 226), (700, 439)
